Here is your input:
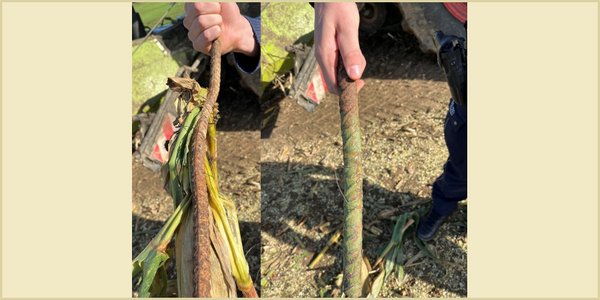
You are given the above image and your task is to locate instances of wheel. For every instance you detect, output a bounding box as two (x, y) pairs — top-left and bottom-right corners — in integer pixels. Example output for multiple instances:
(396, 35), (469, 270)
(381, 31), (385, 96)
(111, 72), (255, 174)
(397, 3), (466, 53)
(358, 3), (388, 36)
(132, 7), (147, 40)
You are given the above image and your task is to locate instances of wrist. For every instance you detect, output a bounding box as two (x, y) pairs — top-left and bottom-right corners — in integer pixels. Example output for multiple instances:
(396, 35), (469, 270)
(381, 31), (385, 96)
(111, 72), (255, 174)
(234, 17), (258, 57)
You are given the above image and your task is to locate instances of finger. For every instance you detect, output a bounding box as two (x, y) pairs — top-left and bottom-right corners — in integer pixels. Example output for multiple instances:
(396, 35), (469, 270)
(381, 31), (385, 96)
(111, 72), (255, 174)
(190, 25), (222, 54)
(196, 14), (222, 32)
(336, 27), (366, 81)
(315, 47), (339, 95)
(315, 26), (339, 94)
(183, 3), (199, 29)
(191, 2), (221, 15)
(186, 17), (203, 47)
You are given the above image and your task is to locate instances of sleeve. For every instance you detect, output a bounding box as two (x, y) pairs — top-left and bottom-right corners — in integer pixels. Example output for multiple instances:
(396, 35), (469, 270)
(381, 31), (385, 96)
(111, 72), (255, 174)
(233, 16), (260, 74)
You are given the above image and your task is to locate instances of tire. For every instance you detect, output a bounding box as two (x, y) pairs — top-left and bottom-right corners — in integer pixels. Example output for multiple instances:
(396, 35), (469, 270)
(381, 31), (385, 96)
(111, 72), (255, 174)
(358, 3), (388, 36)
(397, 3), (466, 53)
(132, 7), (147, 40)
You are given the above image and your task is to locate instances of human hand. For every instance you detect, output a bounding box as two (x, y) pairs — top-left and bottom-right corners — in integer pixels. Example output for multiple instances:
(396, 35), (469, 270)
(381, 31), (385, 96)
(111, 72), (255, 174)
(183, 2), (258, 57)
(314, 3), (366, 94)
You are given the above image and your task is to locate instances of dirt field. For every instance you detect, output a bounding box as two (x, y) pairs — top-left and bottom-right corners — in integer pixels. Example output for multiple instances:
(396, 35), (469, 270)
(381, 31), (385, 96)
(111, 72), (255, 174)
(132, 62), (262, 296)
(260, 29), (467, 297)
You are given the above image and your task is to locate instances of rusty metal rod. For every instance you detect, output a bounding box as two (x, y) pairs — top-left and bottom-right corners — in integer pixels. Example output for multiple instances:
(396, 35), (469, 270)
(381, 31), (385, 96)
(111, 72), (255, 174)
(191, 39), (221, 297)
(337, 61), (364, 298)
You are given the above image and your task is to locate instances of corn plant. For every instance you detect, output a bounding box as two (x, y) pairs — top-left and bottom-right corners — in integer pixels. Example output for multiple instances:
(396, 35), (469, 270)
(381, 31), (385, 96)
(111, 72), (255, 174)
(367, 208), (439, 298)
(132, 73), (257, 297)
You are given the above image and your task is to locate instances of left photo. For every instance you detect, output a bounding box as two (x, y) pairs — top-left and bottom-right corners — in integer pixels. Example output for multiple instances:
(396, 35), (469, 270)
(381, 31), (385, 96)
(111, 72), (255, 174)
(131, 3), (261, 297)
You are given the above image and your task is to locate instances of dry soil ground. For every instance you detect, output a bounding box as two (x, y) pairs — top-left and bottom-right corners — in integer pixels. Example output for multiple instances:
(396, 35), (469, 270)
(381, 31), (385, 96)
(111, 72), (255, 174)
(260, 29), (467, 297)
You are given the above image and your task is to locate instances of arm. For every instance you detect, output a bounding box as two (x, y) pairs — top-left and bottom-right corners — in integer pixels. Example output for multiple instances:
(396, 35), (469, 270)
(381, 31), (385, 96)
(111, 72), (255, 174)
(232, 16), (260, 73)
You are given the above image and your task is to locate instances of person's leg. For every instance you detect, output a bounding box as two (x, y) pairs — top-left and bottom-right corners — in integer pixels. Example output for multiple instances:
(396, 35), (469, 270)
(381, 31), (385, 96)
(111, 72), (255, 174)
(417, 99), (467, 241)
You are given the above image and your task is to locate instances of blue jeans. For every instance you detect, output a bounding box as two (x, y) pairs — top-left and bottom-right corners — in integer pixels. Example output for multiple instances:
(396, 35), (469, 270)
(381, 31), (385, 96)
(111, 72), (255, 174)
(432, 99), (467, 216)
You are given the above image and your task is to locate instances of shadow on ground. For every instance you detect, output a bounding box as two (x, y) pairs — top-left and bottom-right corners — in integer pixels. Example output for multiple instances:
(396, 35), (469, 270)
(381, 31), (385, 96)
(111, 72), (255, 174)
(261, 161), (466, 297)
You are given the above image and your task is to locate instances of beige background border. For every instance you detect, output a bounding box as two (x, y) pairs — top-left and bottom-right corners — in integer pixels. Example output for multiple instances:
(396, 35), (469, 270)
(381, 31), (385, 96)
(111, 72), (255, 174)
(1, 1), (598, 298)
(1, 2), (132, 298)
(468, 2), (598, 297)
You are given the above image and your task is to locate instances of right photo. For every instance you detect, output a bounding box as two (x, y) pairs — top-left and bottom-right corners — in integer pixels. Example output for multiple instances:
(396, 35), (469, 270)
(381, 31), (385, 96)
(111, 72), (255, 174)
(260, 2), (467, 298)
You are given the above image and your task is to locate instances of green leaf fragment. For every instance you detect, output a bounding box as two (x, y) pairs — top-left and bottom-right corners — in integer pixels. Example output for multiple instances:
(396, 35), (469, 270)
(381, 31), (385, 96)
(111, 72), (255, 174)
(132, 199), (190, 297)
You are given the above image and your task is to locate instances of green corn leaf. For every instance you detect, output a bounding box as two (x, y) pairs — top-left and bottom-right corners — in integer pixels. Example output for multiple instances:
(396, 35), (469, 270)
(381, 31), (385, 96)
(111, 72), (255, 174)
(393, 245), (405, 282)
(181, 165), (190, 196)
(391, 213), (408, 244)
(167, 107), (200, 205)
(182, 108), (201, 166)
(138, 250), (169, 297)
(368, 270), (385, 298)
(132, 199), (190, 297)
(414, 235), (440, 263)
(384, 247), (397, 279)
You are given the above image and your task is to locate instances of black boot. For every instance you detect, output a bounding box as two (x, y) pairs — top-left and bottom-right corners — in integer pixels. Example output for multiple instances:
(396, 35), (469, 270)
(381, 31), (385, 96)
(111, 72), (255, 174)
(417, 208), (448, 241)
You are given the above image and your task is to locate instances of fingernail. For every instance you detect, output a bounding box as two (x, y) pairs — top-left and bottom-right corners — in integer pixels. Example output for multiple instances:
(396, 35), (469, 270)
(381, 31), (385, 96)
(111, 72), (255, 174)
(348, 65), (361, 78)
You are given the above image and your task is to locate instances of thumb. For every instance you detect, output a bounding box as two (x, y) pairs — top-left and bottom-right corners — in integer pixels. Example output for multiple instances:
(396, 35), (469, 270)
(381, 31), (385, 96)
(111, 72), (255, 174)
(336, 29), (366, 81)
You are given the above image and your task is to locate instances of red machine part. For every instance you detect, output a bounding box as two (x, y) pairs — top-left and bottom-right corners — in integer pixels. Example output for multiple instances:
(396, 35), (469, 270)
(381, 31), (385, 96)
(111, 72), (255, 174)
(305, 68), (327, 105)
(151, 113), (175, 163)
(443, 2), (467, 24)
